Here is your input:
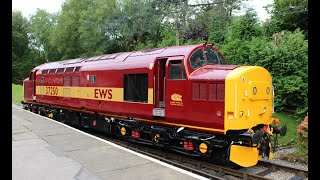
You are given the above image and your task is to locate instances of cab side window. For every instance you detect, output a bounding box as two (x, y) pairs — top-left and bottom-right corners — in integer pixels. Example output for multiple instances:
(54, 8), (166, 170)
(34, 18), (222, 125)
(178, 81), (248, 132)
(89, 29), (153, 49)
(169, 60), (186, 80)
(189, 49), (206, 69)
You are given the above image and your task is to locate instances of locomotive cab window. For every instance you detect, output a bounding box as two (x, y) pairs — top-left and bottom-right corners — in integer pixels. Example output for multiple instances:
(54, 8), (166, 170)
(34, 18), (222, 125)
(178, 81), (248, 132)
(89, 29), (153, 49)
(189, 49), (206, 70)
(169, 60), (186, 80)
(124, 74), (148, 103)
(204, 46), (219, 64)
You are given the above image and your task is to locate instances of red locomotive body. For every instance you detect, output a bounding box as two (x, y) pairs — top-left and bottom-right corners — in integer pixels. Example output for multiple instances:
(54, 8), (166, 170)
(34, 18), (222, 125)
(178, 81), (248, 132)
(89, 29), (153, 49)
(23, 43), (287, 167)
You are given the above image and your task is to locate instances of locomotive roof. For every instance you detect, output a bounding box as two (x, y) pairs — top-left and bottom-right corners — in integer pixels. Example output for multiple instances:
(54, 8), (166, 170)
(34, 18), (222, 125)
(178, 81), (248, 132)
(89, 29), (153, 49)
(35, 44), (203, 71)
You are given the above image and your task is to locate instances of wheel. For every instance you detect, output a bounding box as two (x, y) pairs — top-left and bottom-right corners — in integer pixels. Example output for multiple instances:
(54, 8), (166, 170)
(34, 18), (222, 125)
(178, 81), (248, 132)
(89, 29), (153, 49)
(57, 113), (66, 123)
(38, 107), (46, 116)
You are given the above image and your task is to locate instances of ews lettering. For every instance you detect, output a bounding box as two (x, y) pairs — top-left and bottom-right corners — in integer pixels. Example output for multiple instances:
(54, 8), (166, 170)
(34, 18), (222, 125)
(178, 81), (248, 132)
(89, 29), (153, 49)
(94, 89), (112, 99)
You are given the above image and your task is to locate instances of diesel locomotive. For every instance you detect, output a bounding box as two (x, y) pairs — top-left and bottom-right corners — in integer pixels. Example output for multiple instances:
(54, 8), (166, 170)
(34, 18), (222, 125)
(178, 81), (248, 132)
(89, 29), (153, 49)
(22, 43), (287, 167)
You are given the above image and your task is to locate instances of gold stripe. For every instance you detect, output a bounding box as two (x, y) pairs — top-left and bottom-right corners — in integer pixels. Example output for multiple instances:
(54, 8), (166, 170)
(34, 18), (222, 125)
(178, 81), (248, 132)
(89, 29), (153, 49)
(36, 86), (153, 104)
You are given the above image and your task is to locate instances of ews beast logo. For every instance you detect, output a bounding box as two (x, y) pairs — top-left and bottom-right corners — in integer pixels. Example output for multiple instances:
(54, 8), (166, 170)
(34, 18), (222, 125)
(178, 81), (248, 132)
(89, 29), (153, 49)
(170, 93), (183, 106)
(94, 89), (112, 99)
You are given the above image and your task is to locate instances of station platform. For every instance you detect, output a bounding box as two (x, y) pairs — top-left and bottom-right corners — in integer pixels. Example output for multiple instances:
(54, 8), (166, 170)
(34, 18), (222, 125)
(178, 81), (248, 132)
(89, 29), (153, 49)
(12, 104), (207, 180)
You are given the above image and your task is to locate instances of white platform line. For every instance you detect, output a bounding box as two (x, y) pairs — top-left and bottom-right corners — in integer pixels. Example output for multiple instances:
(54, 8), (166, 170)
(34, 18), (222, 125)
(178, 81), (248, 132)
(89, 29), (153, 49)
(12, 104), (209, 180)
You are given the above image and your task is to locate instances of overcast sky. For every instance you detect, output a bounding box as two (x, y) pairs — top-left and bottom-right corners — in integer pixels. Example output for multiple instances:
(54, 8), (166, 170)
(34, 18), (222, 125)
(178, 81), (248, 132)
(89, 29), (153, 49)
(12, 0), (274, 22)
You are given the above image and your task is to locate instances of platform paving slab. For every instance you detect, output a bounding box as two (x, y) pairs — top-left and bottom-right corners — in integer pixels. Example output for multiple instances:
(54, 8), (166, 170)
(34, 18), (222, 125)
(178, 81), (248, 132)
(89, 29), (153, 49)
(12, 105), (201, 180)
(13, 139), (101, 180)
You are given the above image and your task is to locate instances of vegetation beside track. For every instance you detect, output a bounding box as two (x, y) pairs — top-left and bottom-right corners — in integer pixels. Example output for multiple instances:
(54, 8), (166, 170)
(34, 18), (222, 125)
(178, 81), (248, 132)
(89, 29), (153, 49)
(272, 111), (300, 145)
(12, 83), (23, 104)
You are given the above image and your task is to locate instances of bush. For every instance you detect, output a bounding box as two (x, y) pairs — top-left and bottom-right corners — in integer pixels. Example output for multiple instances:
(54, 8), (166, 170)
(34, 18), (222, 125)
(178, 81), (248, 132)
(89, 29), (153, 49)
(297, 114), (308, 156)
(220, 29), (308, 117)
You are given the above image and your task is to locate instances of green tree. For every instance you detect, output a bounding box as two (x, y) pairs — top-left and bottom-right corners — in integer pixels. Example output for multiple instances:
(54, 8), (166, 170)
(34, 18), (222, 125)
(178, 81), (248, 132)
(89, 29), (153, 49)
(182, 0), (247, 44)
(28, 9), (61, 61)
(77, 0), (116, 56)
(12, 11), (33, 83)
(221, 28), (308, 116)
(266, 30), (308, 115)
(266, 0), (308, 36)
(49, 0), (87, 59)
(12, 11), (29, 64)
(225, 8), (263, 42)
(102, 0), (170, 51)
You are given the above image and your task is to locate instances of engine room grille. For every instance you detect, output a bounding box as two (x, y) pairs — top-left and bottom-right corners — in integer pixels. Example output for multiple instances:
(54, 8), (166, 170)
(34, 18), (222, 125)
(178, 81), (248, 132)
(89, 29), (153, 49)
(192, 83), (207, 100)
(209, 84), (217, 100)
(193, 82), (225, 101)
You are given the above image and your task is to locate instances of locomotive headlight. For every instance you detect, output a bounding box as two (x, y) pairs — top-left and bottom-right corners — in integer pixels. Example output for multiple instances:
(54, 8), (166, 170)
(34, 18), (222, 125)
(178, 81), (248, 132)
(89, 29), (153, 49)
(217, 111), (221, 117)
(253, 87), (257, 95)
(266, 87), (270, 94)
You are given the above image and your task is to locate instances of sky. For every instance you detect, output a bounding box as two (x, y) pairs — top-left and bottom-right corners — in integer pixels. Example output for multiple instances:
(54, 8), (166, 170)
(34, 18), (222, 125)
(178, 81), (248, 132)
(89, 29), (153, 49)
(238, 0), (274, 22)
(12, 0), (274, 22)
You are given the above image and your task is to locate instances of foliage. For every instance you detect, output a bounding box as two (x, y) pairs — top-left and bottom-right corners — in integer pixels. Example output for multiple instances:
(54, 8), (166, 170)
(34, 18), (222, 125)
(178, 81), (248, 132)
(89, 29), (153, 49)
(49, 0), (88, 59)
(267, 30), (308, 116)
(12, 11), (29, 62)
(182, 25), (208, 43)
(12, 83), (23, 104)
(221, 11), (307, 116)
(225, 8), (263, 42)
(297, 114), (308, 155)
(278, 113), (308, 163)
(272, 111), (300, 145)
(28, 9), (61, 61)
(12, 11), (39, 83)
(266, 0), (308, 36)
(157, 27), (177, 48)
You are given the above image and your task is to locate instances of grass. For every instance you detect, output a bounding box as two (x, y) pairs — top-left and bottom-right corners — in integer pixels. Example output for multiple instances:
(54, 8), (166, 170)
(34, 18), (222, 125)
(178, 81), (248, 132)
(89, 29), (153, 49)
(12, 83), (23, 104)
(272, 111), (301, 145)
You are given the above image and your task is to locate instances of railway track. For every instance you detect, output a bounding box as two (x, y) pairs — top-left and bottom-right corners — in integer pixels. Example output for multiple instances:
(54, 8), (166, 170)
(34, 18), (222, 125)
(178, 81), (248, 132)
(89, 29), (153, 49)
(16, 104), (308, 180)
(256, 161), (308, 179)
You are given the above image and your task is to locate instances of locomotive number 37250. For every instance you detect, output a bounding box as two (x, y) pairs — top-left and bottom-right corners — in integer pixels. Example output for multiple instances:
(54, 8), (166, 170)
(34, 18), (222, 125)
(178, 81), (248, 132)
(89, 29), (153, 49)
(45, 87), (58, 95)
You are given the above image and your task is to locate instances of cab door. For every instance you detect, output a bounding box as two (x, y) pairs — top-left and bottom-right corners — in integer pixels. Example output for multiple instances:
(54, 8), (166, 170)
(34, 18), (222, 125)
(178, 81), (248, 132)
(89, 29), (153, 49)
(164, 56), (188, 124)
(32, 70), (38, 99)
(153, 58), (167, 118)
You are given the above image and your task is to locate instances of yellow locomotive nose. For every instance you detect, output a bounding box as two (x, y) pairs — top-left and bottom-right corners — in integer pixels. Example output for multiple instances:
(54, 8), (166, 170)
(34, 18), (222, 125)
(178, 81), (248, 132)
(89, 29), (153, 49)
(224, 66), (274, 131)
(224, 66), (279, 167)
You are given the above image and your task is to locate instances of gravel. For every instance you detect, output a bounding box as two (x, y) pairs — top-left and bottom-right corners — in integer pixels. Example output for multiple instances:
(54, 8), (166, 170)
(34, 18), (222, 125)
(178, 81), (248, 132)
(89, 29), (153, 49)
(237, 165), (268, 174)
(264, 170), (297, 180)
(261, 147), (308, 171)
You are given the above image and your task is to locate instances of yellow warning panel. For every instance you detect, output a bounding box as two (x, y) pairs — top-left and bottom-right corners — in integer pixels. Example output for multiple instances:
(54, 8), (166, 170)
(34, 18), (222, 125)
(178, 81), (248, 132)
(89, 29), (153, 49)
(229, 145), (260, 167)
